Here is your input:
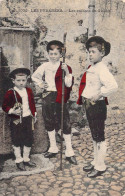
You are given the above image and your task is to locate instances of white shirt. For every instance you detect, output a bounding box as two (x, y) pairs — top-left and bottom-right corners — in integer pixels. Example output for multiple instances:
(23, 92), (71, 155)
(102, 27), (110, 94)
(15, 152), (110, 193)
(14, 87), (31, 117)
(32, 61), (72, 91)
(82, 61), (118, 99)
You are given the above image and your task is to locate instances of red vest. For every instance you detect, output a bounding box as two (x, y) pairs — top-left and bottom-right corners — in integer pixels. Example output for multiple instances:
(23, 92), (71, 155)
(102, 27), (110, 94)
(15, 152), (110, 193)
(2, 87), (36, 119)
(55, 63), (73, 103)
(77, 66), (108, 105)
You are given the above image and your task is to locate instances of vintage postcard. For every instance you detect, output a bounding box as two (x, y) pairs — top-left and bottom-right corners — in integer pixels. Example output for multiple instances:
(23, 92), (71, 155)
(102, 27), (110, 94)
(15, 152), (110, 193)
(0, 0), (125, 195)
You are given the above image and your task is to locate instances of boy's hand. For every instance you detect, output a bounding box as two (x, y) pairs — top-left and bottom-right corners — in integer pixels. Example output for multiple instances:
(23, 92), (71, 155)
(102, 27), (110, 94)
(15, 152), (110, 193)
(91, 92), (102, 102)
(35, 82), (48, 94)
(11, 108), (21, 115)
(33, 116), (37, 124)
(34, 116), (37, 123)
(35, 85), (44, 94)
(61, 63), (69, 76)
(34, 113), (37, 123)
(44, 82), (48, 90)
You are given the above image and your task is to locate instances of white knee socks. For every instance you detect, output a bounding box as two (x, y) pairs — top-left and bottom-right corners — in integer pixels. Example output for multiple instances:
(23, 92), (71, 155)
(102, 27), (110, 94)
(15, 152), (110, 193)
(63, 134), (75, 157)
(13, 146), (23, 163)
(23, 146), (31, 162)
(94, 141), (107, 171)
(48, 130), (59, 153)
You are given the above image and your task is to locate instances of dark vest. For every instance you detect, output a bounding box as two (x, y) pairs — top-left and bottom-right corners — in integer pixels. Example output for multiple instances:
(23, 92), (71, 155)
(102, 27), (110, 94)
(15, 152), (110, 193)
(55, 63), (73, 103)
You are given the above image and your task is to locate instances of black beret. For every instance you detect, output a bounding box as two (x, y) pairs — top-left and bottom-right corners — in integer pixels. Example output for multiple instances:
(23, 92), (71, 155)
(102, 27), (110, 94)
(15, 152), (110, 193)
(9, 68), (30, 79)
(47, 40), (64, 52)
(86, 36), (111, 56)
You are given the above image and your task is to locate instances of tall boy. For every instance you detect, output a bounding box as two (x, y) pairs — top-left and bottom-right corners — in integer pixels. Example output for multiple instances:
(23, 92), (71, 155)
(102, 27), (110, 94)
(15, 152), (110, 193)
(77, 36), (118, 177)
(2, 68), (36, 171)
(32, 40), (77, 165)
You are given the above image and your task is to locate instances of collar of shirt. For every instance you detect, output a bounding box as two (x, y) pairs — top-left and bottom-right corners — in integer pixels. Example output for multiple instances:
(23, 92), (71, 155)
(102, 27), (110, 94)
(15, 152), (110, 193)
(86, 61), (103, 73)
(14, 87), (26, 98)
(47, 61), (60, 72)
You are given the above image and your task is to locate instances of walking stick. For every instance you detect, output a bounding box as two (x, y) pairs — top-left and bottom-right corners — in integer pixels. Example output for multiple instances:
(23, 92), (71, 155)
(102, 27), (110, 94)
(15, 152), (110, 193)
(60, 33), (67, 170)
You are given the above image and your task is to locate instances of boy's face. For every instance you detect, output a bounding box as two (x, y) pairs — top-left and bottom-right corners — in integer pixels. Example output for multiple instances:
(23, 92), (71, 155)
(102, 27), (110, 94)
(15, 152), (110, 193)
(12, 74), (27, 90)
(88, 47), (104, 64)
(48, 48), (61, 63)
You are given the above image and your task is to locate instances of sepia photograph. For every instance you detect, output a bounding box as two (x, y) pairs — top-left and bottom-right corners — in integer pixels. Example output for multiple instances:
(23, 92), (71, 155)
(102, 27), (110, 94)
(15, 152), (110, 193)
(0, 0), (125, 195)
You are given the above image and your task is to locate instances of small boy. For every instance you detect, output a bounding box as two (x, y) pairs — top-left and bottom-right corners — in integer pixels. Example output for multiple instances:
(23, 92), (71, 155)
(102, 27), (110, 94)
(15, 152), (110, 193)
(77, 36), (118, 178)
(2, 68), (36, 171)
(32, 40), (77, 165)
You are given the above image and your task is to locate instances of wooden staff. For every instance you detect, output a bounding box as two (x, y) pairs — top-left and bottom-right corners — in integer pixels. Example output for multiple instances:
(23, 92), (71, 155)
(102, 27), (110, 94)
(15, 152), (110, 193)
(60, 33), (67, 170)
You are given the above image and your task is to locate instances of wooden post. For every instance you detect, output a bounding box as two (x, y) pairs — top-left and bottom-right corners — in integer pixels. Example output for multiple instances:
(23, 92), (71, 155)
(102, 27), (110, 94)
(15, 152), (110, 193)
(88, 0), (95, 38)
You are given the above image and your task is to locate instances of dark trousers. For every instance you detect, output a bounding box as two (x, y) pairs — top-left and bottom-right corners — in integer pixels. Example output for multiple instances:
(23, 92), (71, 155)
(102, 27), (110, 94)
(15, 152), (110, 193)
(42, 92), (71, 134)
(83, 98), (107, 142)
(10, 116), (33, 147)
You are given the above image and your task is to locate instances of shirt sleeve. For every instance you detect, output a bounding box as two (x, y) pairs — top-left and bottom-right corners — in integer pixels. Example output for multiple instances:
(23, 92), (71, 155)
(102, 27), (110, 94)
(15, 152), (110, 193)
(32, 64), (45, 88)
(64, 73), (73, 87)
(99, 66), (118, 97)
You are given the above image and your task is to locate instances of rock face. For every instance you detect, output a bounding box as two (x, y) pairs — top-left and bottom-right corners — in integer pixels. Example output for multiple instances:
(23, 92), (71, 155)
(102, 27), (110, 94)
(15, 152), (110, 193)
(31, 106), (49, 154)
(0, 110), (12, 155)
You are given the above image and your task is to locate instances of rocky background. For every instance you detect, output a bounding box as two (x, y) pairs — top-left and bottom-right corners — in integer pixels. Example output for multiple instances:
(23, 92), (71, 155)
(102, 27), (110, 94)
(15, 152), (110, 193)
(0, 0), (125, 129)
(0, 1), (125, 195)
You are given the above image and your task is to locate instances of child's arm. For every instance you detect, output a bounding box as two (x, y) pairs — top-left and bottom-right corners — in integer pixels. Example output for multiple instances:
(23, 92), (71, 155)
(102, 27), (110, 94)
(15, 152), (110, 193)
(2, 91), (21, 116)
(61, 63), (73, 87)
(2, 92), (12, 113)
(99, 66), (118, 97)
(8, 107), (21, 116)
(32, 64), (46, 89)
(91, 66), (118, 102)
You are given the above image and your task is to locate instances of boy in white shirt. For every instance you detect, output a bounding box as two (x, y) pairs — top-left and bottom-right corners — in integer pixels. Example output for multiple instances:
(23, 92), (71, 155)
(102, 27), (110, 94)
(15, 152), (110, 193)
(2, 68), (36, 171)
(77, 36), (118, 177)
(32, 40), (77, 165)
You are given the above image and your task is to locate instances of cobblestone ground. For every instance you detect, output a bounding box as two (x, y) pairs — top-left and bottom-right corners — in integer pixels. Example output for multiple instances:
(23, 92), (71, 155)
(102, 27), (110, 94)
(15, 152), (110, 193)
(0, 103), (125, 196)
